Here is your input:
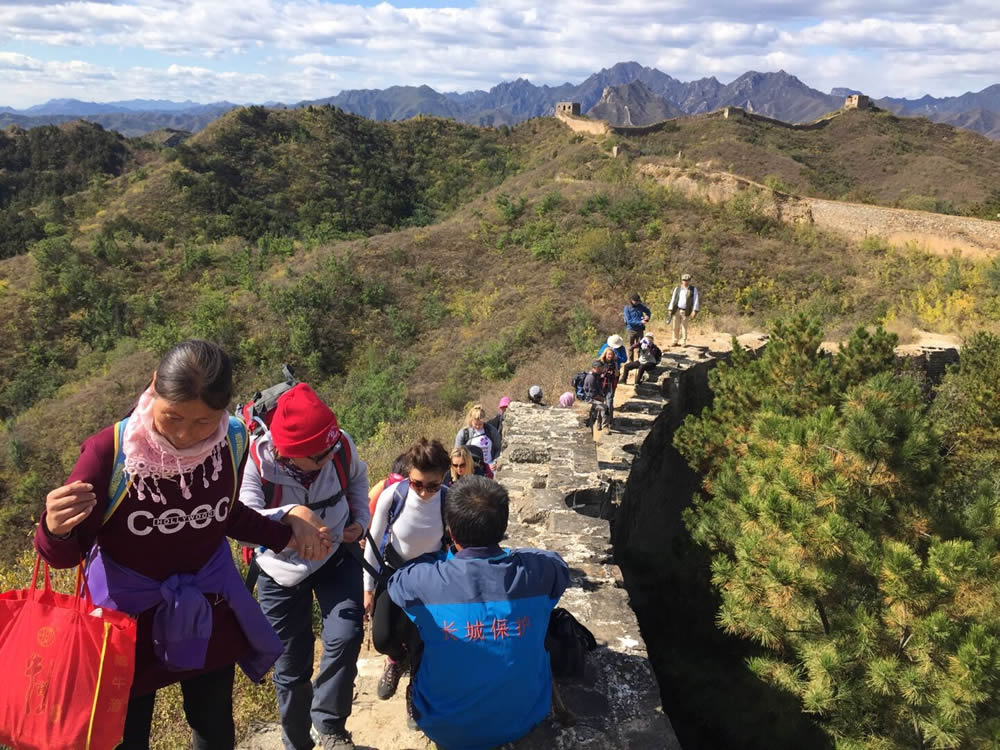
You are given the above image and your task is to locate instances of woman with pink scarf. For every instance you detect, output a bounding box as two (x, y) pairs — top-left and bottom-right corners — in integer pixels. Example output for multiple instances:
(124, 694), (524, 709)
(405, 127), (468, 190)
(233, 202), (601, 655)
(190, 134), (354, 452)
(35, 340), (330, 749)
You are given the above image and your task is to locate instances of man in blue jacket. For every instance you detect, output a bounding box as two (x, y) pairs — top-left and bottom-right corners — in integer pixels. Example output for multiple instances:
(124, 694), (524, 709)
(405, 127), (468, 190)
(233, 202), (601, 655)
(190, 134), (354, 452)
(386, 476), (570, 750)
(623, 292), (651, 361)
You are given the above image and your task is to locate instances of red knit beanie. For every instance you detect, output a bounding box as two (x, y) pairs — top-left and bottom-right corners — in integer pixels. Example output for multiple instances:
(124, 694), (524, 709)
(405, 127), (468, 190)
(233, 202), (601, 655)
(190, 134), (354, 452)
(270, 383), (342, 458)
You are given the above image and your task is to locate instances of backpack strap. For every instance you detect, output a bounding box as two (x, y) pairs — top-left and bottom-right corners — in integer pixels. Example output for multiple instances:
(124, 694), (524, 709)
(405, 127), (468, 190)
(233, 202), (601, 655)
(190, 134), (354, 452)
(439, 484), (451, 550)
(104, 418), (133, 524)
(378, 480), (410, 565)
(331, 439), (351, 505)
(226, 417), (248, 504)
(249, 438), (281, 508)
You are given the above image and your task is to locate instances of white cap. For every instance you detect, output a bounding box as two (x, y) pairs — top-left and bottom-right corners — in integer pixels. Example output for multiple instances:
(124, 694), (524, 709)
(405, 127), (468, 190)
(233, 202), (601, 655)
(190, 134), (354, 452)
(528, 385), (543, 402)
(607, 334), (625, 349)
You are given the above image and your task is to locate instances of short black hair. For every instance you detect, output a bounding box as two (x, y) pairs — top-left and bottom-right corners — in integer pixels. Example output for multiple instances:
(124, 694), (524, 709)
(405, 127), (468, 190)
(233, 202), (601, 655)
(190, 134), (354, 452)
(629, 293), (641, 303)
(445, 475), (509, 548)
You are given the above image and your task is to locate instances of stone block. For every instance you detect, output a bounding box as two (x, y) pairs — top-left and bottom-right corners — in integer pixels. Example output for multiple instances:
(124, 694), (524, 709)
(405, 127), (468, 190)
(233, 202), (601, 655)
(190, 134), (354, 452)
(506, 445), (551, 463)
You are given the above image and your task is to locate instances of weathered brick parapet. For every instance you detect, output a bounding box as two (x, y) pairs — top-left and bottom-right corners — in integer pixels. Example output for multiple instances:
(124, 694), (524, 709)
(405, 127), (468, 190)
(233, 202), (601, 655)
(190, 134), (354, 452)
(495, 401), (682, 749)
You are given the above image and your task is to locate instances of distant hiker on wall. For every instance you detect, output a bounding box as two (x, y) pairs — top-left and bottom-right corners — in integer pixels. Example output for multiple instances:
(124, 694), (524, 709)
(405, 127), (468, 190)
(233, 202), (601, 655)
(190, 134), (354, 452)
(621, 333), (662, 385)
(368, 453), (409, 522)
(528, 385), (544, 405)
(597, 333), (628, 366)
(239, 384), (370, 750)
(623, 293), (651, 361)
(598, 344), (621, 429)
(35, 340), (323, 750)
(559, 391), (575, 408)
(583, 359), (611, 431)
(667, 273), (700, 346)
(487, 396), (510, 449)
(454, 404), (501, 472)
(363, 439), (452, 726)
(384, 476), (569, 750)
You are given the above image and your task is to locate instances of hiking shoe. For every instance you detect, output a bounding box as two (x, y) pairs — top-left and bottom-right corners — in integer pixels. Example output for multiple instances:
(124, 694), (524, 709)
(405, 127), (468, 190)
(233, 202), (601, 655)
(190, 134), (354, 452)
(311, 726), (355, 750)
(406, 682), (419, 731)
(377, 658), (405, 700)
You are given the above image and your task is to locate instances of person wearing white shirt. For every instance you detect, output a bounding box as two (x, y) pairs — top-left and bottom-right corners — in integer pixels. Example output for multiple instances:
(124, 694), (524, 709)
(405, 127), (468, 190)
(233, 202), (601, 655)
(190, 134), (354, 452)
(667, 273), (700, 346)
(362, 438), (451, 721)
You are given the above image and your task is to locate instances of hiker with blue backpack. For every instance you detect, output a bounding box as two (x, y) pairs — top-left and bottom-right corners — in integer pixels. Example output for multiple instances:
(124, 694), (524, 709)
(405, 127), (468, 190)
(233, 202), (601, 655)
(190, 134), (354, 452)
(238, 382), (370, 750)
(363, 438), (452, 726)
(35, 340), (322, 750)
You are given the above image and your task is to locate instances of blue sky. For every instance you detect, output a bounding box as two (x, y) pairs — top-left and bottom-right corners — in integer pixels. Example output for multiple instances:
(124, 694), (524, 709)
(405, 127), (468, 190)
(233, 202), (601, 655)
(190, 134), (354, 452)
(1, 1), (998, 107)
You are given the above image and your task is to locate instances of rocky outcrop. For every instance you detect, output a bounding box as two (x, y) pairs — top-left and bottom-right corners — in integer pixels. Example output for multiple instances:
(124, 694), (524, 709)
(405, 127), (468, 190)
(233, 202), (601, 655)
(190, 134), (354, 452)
(587, 81), (683, 127)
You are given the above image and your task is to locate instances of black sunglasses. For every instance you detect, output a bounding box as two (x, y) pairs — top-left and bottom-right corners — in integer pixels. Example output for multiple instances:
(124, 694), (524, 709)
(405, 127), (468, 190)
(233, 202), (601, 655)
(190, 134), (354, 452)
(308, 439), (339, 464)
(410, 478), (443, 494)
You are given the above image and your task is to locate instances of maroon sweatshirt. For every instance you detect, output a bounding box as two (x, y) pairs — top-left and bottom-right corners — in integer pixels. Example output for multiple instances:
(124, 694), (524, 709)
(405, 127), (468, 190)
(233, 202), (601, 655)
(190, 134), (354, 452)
(34, 425), (293, 695)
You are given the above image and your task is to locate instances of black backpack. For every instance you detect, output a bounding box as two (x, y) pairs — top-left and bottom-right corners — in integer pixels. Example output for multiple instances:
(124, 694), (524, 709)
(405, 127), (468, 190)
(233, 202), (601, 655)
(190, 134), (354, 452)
(546, 607), (597, 679)
(572, 372), (588, 400)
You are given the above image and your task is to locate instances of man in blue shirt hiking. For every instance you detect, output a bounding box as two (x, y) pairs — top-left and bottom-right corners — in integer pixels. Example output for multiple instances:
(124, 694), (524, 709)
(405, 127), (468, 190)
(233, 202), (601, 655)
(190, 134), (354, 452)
(386, 476), (570, 750)
(623, 292), (651, 362)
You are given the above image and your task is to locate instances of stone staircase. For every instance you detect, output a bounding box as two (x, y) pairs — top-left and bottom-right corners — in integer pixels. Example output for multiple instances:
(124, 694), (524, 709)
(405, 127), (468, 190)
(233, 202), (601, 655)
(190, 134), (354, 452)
(593, 330), (768, 492)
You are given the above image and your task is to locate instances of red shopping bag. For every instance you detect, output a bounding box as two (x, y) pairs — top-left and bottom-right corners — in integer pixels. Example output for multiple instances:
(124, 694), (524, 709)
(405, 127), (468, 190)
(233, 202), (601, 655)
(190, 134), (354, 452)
(0, 555), (137, 750)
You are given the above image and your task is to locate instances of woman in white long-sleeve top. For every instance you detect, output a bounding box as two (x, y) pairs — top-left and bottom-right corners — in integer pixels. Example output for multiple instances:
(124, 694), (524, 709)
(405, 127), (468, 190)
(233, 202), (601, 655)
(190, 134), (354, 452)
(362, 438), (451, 720)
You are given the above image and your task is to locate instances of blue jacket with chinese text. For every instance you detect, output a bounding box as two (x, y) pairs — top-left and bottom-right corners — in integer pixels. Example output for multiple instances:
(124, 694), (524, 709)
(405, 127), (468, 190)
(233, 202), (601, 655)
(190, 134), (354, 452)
(387, 545), (569, 750)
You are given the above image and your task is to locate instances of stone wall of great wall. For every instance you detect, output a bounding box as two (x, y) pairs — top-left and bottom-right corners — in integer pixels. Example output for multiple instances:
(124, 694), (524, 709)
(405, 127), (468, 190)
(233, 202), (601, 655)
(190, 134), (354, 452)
(556, 105), (841, 140)
(637, 163), (1000, 259)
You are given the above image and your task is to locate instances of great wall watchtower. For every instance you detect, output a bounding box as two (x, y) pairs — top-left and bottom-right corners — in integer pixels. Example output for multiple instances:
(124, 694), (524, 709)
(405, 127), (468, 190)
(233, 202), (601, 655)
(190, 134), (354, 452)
(555, 101), (581, 116)
(844, 93), (873, 110)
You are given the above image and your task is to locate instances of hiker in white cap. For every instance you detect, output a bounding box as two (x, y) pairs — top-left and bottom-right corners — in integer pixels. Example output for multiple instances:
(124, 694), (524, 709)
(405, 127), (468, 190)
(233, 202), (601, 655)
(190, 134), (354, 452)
(667, 273), (699, 346)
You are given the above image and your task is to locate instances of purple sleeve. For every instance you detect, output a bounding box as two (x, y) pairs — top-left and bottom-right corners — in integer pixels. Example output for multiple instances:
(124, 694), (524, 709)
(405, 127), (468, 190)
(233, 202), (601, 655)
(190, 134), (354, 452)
(34, 426), (115, 569)
(226, 497), (293, 552)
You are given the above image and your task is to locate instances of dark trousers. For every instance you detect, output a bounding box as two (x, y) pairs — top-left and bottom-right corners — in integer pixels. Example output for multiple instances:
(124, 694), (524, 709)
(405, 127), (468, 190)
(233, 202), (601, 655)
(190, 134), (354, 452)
(587, 400), (610, 429)
(372, 589), (424, 671)
(626, 328), (644, 360)
(371, 587), (420, 663)
(118, 664), (235, 750)
(257, 546), (364, 750)
(622, 360), (656, 384)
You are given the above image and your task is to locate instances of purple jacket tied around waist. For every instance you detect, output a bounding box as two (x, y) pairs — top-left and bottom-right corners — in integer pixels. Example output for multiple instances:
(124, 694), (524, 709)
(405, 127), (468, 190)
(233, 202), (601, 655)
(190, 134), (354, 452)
(87, 539), (283, 681)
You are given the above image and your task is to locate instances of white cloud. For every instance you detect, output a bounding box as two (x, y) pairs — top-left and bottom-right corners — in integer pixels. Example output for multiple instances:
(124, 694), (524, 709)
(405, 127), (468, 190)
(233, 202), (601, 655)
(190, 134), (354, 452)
(0, 0), (999, 105)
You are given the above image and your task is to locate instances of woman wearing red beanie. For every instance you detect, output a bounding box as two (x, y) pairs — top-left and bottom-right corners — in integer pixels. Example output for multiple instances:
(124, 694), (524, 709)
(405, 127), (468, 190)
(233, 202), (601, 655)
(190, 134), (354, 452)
(239, 383), (370, 750)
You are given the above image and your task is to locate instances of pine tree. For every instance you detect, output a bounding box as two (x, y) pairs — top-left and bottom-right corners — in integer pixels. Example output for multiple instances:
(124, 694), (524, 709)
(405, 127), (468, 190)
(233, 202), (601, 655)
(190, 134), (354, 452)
(676, 317), (1000, 748)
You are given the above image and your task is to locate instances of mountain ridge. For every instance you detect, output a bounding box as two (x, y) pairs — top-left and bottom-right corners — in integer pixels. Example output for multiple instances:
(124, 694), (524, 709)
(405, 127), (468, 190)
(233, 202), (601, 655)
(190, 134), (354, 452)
(5, 62), (1000, 139)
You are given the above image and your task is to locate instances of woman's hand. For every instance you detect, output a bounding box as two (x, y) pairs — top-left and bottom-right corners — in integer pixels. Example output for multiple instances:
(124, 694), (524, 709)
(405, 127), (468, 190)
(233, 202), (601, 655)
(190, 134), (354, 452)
(342, 522), (363, 544)
(363, 590), (375, 617)
(281, 505), (333, 561)
(45, 481), (97, 537)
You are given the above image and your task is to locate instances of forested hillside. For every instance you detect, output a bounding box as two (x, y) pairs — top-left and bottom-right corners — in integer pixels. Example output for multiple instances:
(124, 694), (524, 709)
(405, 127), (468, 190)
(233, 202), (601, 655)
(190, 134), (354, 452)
(0, 122), (135, 258)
